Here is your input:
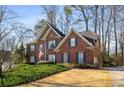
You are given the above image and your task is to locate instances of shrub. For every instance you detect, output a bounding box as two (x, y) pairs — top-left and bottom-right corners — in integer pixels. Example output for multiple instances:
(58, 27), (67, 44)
(59, 63), (98, 69)
(0, 64), (69, 87)
(102, 53), (119, 67)
(74, 64), (98, 69)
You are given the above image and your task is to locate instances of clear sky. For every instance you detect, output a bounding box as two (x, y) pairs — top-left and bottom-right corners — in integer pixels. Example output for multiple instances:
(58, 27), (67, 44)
(8, 5), (43, 29)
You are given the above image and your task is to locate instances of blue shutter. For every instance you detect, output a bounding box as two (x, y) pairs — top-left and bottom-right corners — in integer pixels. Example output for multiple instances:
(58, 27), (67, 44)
(84, 52), (87, 63)
(46, 41), (48, 49)
(68, 52), (70, 63)
(75, 52), (78, 64)
(46, 55), (48, 60)
(56, 40), (58, 47)
(34, 44), (36, 51)
(61, 53), (63, 63)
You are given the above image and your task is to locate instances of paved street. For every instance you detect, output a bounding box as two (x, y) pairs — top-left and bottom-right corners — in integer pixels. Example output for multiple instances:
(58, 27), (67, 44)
(104, 67), (124, 87)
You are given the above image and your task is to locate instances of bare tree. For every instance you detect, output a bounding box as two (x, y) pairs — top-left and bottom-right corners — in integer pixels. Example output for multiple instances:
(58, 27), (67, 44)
(0, 5), (20, 85)
(113, 6), (118, 55)
(40, 5), (58, 26)
(71, 5), (92, 31)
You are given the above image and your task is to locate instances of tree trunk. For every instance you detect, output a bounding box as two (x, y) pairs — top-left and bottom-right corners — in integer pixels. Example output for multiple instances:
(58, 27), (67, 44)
(94, 5), (98, 33)
(122, 45), (124, 65)
(101, 6), (105, 50)
(113, 6), (118, 55)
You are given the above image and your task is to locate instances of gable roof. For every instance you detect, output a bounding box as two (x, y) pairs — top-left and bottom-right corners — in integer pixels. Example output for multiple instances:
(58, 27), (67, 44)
(54, 29), (94, 51)
(79, 31), (99, 46)
(79, 31), (99, 40)
(47, 23), (65, 37)
(27, 23), (65, 45)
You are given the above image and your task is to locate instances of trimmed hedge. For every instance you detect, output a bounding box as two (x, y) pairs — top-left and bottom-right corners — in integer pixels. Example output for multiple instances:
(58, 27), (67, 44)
(0, 64), (69, 87)
(59, 63), (98, 69)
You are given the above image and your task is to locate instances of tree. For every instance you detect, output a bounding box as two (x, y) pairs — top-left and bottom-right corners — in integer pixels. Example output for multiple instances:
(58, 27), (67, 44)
(64, 6), (72, 33)
(0, 5), (24, 85)
(34, 19), (46, 35)
(113, 6), (118, 56)
(71, 5), (92, 31)
(40, 5), (58, 26)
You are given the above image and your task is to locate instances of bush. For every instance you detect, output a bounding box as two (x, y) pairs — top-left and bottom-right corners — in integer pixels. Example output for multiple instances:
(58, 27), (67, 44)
(59, 63), (98, 69)
(74, 64), (98, 69)
(0, 64), (69, 87)
(102, 53), (119, 67)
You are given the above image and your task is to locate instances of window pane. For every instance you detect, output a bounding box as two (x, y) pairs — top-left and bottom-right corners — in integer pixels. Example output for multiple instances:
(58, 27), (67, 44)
(48, 54), (55, 62)
(40, 44), (43, 50)
(70, 38), (75, 47)
(78, 52), (84, 64)
(48, 40), (56, 49)
(30, 45), (35, 51)
(30, 56), (35, 63)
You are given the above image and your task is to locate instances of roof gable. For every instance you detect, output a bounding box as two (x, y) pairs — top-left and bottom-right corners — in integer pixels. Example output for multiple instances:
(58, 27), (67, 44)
(38, 23), (65, 41)
(54, 29), (94, 51)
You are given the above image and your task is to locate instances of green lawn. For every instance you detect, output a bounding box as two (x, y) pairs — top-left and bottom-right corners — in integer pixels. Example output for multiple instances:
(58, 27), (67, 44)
(0, 63), (69, 87)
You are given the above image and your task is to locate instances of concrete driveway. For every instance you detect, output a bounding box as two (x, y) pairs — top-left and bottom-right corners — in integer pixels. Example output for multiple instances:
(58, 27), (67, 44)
(104, 67), (124, 87)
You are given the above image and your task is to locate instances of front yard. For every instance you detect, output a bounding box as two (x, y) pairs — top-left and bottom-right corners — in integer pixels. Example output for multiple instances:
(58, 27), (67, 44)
(0, 63), (112, 87)
(0, 64), (69, 87)
(19, 69), (112, 87)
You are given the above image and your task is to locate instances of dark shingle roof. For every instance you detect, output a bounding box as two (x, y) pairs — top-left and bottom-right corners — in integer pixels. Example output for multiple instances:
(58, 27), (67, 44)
(79, 31), (99, 45)
(47, 23), (65, 37)
(79, 31), (99, 40)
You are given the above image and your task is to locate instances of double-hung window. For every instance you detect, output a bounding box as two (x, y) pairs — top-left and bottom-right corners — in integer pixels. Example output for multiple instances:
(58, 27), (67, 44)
(48, 40), (56, 49)
(70, 38), (76, 47)
(30, 56), (35, 63)
(30, 45), (35, 51)
(48, 54), (55, 62)
(39, 44), (43, 51)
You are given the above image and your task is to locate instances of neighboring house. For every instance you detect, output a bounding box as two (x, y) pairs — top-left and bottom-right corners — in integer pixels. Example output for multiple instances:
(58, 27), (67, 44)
(26, 23), (99, 64)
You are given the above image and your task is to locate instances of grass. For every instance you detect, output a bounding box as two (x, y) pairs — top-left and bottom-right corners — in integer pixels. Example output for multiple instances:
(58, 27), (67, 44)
(0, 63), (69, 87)
(19, 69), (112, 87)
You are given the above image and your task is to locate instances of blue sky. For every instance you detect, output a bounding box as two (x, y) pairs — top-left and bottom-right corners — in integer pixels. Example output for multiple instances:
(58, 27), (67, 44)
(8, 5), (64, 30)
(8, 5), (43, 29)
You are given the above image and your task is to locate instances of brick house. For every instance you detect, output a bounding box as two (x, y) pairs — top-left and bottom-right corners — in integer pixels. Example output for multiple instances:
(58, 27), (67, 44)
(26, 23), (99, 64)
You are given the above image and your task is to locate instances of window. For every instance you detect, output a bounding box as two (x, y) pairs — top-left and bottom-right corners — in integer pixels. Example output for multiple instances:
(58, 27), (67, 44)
(30, 45), (35, 51)
(70, 38), (76, 47)
(39, 44), (43, 50)
(78, 52), (84, 64)
(48, 40), (56, 49)
(63, 53), (68, 63)
(30, 56), (35, 63)
(48, 54), (55, 62)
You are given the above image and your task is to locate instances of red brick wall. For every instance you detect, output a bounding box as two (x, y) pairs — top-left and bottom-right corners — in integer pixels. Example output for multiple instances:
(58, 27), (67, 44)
(31, 28), (63, 62)
(56, 31), (94, 64)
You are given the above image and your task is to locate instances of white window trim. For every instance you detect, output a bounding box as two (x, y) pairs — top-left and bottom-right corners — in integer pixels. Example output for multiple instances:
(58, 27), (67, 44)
(30, 56), (35, 63)
(30, 45), (35, 51)
(48, 40), (56, 49)
(78, 52), (84, 64)
(39, 44), (43, 50)
(70, 38), (76, 47)
(48, 54), (55, 62)
(64, 52), (68, 63)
